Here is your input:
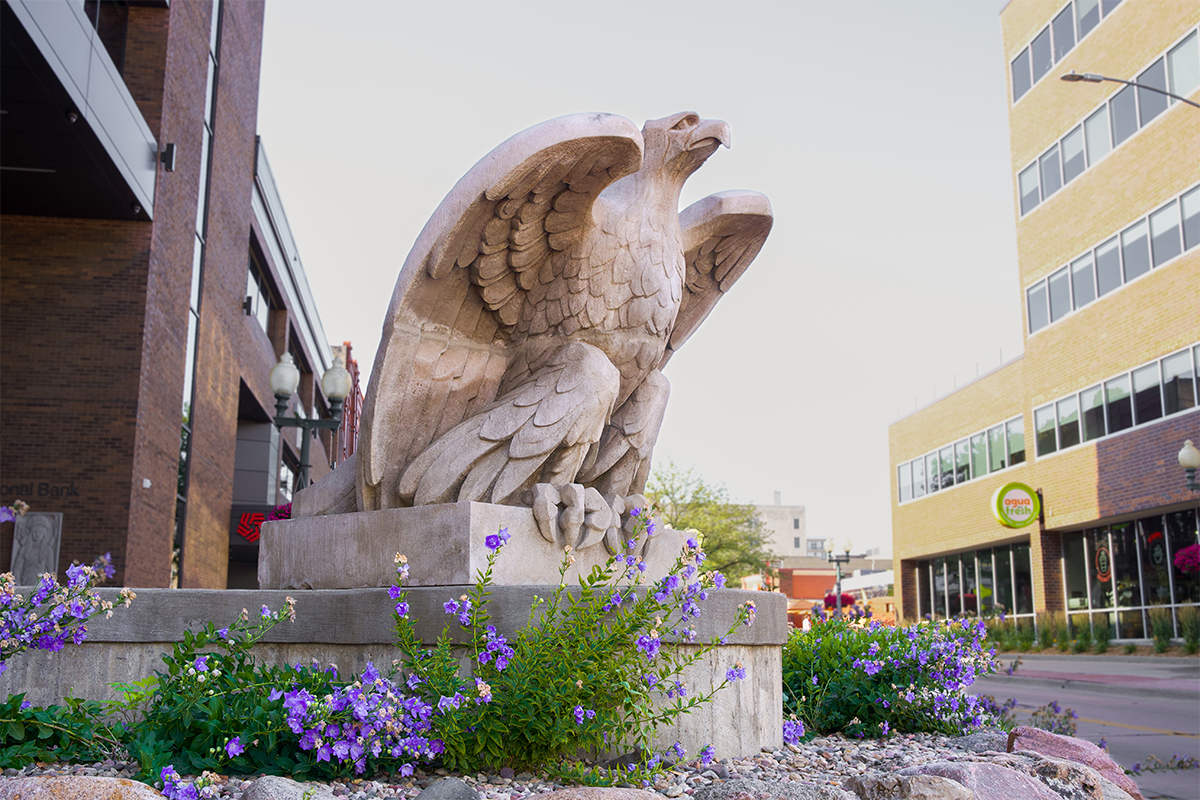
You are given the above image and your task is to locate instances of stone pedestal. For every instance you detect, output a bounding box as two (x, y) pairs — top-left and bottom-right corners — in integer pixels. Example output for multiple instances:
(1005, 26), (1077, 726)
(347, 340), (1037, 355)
(258, 501), (688, 590)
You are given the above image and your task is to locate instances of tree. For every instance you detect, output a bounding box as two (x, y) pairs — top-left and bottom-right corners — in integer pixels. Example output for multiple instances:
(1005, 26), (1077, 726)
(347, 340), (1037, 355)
(645, 460), (773, 583)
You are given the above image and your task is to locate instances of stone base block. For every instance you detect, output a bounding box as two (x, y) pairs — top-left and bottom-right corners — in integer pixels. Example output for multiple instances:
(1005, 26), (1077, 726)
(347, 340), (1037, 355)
(0, 587), (786, 759)
(258, 501), (688, 590)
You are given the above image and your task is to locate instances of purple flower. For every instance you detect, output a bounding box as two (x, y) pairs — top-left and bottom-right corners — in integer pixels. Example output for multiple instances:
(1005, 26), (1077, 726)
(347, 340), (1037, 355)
(388, 585), (404, 600)
(573, 705), (585, 724)
(395, 601), (410, 617)
(216, 627), (229, 639)
(0, 507), (14, 524)
(630, 508), (641, 517)
(725, 663), (746, 681)
(485, 533), (502, 550)
(686, 537), (698, 550)
(193, 655), (209, 672)
(225, 736), (244, 757)
(636, 634), (661, 660)
(443, 599), (459, 615)
(783, 720), (805, 745)
(700, 744), (715, 766)
(260, 605), (271, 619)
(811, 675), (818, 686)
(672, 742), (686, 760)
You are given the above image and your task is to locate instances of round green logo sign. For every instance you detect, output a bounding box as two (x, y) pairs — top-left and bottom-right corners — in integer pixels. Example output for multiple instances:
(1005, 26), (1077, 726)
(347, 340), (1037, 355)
(991, 482), (1040, 529)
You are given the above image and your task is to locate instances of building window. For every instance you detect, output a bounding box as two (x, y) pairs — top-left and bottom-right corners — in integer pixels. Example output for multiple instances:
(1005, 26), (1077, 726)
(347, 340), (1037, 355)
(1006, 417), (1026, 466)
(793, 537), (800, 549)
(246, 250), (274, 335)
(1025, 182), (1199, 334)
(897, 415), (1024, 504)
(1010, 0), (1124, 104)
(1034, 344), (1199, 459)
(793, 518), (800, 529)
(1017, 25), (1200, 216)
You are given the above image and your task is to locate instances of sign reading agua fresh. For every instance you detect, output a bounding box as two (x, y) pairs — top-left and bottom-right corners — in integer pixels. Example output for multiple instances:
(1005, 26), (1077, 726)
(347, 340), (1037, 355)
(991, 482), (1040, 529)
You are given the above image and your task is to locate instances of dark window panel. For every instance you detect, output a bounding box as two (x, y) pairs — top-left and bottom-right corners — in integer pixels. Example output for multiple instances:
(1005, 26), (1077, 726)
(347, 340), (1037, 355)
(1162, 349), (1196, 415)
(1064, 532), (1090, 611)
(1035, 404), (1057, 456)
(1138, 516), (1172, 608)
(1076, 0), (1100, 39)
(954, 440), (970, 485)
(1007, 416), (1026, 466)
(1028, 282), (1050, 333)
(1095, 237), (1122, 296)
(1061, 126), (1086, 184)
(1081, 384), (1106, 441)
(1013, 543), (1033, 615)
(1071, 253), (1096, 309)
(1137, 58), (1169, 127)
(932, 558), (947, 618)
(1101, 0), (1122, 16)
(1105, 374), (1133, 433)
(1012, 48), (1033, 102)
(1180, 186), (1200, 250)
(1149, 200), (1182, 266)
(996, 546), (1014, 615)
(1109, 84), (1138, 147)
(1167, 32), (1200, 100)
(1121, 219), (1151, 282)
(1088, 528), (1114, 609)
(1049, 266), (1071, 322)
(1084, 106), (1110, 166)
(1031, 27), (1054, 84)
(1040, 145), (1063, 200)
(1020, 163), (1041, 215)
(1132, 363), (1162, 425)
(988, 425), (1006, 472)
(1167, 509), (1200, 604)
(1058, 395), (1081, 449)
(1053, 5), (1076, 62)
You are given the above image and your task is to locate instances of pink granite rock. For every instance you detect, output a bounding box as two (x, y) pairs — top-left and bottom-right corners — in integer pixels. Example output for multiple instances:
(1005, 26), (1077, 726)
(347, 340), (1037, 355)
(1010, 725), (1144, 800)
(535, 790), (663, 800)
(897, 760), (1063, 800)
(0, 776), (164, 799)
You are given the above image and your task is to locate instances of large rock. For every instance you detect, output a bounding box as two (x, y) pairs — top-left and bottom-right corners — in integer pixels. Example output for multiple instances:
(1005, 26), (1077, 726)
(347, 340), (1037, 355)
(844, 773), (975, 799)
(241, 776), (338, 800)
(947, 731), (1008, 754)
(534, 789), (662, 800)
(414, 777), (481, 800)
(897, 760), (1061, 800)
(1009, 726), (1143, 800)
(693, 778), (858, 800)
(0, 776), (162, 799)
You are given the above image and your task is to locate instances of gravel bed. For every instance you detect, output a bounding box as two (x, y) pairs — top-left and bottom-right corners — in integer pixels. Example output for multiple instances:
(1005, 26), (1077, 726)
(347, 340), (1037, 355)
(0, 732), (1001, 798)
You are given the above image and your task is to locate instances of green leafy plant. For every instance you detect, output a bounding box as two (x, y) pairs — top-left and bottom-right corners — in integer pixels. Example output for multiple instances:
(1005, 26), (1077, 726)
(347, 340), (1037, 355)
(782, 616), (1000, 739)
(1124, 642), (1138, 654)
(1178, 605), (1199, 655)
(390, 515), (752, 776)
(1148, 607), (1174, 653)
(1093, 617), (1112, 654)
(0, 693), (123, 768)
(1070, 617), (1092, 653)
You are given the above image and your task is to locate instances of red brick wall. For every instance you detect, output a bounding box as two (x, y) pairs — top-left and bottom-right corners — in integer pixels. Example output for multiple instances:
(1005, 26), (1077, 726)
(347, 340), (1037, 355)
(0, 217), (151, 584)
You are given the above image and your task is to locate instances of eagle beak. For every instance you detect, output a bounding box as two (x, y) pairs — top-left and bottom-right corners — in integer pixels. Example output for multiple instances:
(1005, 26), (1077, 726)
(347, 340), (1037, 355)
(688, 119), (731, 151)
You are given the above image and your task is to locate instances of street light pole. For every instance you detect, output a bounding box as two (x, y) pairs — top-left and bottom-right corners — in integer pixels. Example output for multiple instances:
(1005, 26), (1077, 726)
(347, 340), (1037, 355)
(1060, 71), (1200, 109)
(825, 539), (852, 617)
(270, 353), (352, 490)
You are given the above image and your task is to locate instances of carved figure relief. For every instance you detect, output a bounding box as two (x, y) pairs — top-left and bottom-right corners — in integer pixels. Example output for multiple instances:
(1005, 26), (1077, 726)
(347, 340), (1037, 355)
(11, 512), (62, 585)
(306, 112), (772, 552)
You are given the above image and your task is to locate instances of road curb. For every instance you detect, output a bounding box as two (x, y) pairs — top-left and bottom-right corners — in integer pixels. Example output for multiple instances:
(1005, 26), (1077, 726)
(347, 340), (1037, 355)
(972, 674), (1199, 701)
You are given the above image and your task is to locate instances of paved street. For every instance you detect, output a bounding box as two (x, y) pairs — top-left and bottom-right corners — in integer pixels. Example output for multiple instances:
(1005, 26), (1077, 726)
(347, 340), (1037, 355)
(972, 654), (1200, 800)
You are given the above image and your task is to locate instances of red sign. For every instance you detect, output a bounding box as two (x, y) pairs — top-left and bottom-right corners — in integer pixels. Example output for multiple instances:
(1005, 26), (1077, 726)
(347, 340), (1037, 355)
(237, 512), (264, 543)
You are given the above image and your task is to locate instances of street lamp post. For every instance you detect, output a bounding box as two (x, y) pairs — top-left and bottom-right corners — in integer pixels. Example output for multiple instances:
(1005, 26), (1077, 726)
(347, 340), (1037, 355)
(1180, 439), (1200, 492)
(270, 353), (353, 491)
(1060, 71), (1200, 109)
(824, 539), (852, 617)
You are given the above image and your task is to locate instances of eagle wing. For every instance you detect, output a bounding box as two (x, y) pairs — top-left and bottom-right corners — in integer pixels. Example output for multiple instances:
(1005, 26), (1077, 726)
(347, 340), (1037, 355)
(659, 190), (773, 368)
(357, 113), (644, 511)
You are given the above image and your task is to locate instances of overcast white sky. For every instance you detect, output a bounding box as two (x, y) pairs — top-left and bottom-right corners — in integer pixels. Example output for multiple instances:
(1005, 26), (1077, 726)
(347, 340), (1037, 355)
(256, 0), (1025, 556)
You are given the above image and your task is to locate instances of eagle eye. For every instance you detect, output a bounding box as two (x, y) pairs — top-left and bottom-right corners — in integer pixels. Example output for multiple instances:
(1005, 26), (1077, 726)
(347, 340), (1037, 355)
(670, 116), (698, 131)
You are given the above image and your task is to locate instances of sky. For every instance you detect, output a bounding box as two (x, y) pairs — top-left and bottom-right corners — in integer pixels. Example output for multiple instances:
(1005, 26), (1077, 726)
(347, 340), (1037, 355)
(255, 0), (1025, 556)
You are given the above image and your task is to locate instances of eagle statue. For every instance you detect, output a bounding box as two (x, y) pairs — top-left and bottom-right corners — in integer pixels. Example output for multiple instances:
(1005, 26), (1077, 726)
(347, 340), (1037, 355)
(300, 111), (772, 554)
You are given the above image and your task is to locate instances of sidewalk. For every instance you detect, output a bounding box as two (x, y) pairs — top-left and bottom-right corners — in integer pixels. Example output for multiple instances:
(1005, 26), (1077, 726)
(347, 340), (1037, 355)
(979, 653), (1200, 700)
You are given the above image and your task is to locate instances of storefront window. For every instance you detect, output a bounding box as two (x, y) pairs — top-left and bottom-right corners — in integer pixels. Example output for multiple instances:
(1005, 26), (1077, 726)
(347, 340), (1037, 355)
(995, 546), (1014, 614)
(962, 552), (978, 616)
(1013, 543), (1033, 614)
(932, 558), (947, 619)
(1110, 522), (1141, 611)
(1118, 609), (1145, 639)
(946, 556), (961, 617)
(979, 550), (995, 615)
(1088, 527), (1114, 609)
(1137, 516), (1172, 606)
(1167, 509), (1199, 604)
(1063, 531), (1090, 611)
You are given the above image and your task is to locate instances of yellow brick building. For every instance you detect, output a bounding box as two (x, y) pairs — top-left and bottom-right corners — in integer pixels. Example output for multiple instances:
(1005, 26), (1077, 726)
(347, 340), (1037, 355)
(888, 0), (1200, 639)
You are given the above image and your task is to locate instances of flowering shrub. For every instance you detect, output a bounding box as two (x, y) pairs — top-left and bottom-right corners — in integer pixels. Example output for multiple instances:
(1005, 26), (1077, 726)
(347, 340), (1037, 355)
(823, 592), (856, 610)
(1, 502), (135, 674)
(1174, 543), (1200, 575)
(390, 514), (753, 775)
(782, 616), (1000, 738)
(265, 503), (292, 522)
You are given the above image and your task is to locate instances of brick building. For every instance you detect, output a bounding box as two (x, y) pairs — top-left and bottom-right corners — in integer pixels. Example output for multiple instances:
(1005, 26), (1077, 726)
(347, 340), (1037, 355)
(889, 0), (1199, 636)
(1, 0), (353, 589)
